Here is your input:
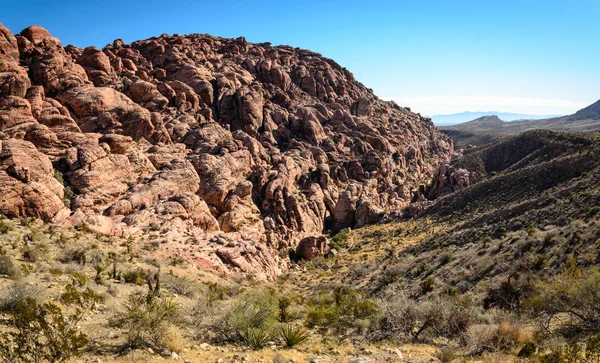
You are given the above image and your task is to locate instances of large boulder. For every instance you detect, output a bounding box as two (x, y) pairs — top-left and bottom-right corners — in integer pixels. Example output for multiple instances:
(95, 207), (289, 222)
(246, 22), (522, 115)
(295, 236), (330, 260)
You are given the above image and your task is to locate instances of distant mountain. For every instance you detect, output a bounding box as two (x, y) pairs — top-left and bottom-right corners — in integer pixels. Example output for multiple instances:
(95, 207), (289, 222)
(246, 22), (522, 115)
(431, 111), (559, 126)
(442, 99), (600, 134)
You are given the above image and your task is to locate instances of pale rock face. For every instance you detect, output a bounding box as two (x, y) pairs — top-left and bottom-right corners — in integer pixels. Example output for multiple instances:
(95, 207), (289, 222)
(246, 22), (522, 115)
(0, 139), (69, 221)
(0, 23), (453, 279)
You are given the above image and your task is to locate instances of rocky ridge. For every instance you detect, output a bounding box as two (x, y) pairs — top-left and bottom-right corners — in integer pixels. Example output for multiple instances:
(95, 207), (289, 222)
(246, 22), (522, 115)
(0, 24), (452, 278)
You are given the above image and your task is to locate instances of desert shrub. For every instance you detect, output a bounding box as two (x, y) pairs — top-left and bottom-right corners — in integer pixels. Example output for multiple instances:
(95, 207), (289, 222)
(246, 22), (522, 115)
(439, 251), (454, 265)
(542, 232), (556, 247)
(587, 206), (600, 218)
(0, 284), (98, 363)
(525, 268), (600, 337)
(58, 247), (88, 265)
(22, 243), (49, 262)
(204, 281), (233, 306)
(0, 282), (44, 312)
(278, 323), (310, 348)
(0, 255), (20, 279)
(123, 269), (146, 285)
(163, 274), (201, 298)
(531, 254), (548, 271)
(420, 276), (435, 294)
(374, 294), (472, 342)
(71, 271), (88, 286)
(533, 340), (588, 363)
(526, 226), (537, 236)
(213, 290), (278, 345)
(111, 292), (181, 350)
(374, 293), (418, 340)
(306, 286), (378, 332)
(585, 334), (600, 362)
(465, 322), (531, 355)
(435, 347), (457, 363)
(378, 263), (403, 289)
(330, 228), (350, 250)
(0, 220), (11, 234)
(483, 273), (534, 311)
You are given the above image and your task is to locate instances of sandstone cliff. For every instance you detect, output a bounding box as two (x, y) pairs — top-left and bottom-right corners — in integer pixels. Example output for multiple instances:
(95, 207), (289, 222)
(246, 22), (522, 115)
(0, 24), (452, 278)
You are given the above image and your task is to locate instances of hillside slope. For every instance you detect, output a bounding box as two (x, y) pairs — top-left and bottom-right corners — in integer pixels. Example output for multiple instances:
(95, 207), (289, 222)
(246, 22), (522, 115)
(367, 130), (600, 296)
(0, 23), (452, 278)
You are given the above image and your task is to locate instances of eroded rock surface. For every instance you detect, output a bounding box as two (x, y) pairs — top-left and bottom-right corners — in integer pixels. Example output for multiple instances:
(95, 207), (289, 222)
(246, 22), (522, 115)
(0, 24), (452, 278)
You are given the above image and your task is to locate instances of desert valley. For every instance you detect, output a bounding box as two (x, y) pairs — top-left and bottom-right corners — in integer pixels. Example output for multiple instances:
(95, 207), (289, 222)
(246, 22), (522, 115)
(0, 12), (599, 363)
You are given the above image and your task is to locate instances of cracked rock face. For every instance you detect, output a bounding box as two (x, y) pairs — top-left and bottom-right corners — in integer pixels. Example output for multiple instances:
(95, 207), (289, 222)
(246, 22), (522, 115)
(0, 23), (452, 279)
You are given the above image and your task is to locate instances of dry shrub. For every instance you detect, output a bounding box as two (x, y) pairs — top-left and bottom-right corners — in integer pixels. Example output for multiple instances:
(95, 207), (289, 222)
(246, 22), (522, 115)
(525, 268), (600, 337)
(0, 282), (44, 312)
(165, 326), (184, 353)
(466, 322), (531, 354)
(0, 255), (20, 279)
(375, 293), (472, 342)
(435, 347), (457, 363)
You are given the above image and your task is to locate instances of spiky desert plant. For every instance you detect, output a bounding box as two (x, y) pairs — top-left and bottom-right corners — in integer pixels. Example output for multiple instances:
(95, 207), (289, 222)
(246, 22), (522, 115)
(240, 327), (272, 350)
(278, 323), (310, 348)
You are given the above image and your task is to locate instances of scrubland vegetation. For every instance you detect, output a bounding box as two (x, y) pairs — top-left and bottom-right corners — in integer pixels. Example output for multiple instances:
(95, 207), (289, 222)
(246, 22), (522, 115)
(1, 210), (599, 362)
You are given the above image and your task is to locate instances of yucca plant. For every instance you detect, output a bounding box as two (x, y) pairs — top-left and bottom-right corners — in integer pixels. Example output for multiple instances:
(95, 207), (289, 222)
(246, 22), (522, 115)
(278, 323), (310, 348)
(240, 328), (271, 350)
(278, 297), (292, 323)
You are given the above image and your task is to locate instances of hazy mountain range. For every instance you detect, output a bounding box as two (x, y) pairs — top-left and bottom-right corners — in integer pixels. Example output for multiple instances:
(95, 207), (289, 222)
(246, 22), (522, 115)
(438, 99), (600, 149)
(442, 99), (600, 133)
(431, 111), (560, 126)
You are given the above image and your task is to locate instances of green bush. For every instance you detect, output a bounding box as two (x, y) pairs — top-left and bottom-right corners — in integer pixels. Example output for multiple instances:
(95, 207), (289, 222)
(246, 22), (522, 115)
(306, 286), (378, 331)
(0, 220), (11, 234)
(215, 290), (278, 344)
(278, 297), (293, 323)
(420, 276), (435, 294)
(330, 229), (350, 250)
(123, 270), (146, 285)
(0, 284), (97, 363)
(111, 293), (181, 350)
(439, 251), (454, 265)
(204, 281), (233, 306)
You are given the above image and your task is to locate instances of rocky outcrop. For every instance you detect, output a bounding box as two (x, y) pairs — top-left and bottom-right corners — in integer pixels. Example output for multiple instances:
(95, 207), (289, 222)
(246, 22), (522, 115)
(427, 162), (474, 200)
(0, 139), (69, 221)
(0, 23), (452, 279)
(295, 235), (330, 260)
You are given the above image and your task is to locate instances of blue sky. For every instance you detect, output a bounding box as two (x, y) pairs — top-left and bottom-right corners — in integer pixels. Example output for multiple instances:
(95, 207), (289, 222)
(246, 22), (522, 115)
(2, 0), (599, 116)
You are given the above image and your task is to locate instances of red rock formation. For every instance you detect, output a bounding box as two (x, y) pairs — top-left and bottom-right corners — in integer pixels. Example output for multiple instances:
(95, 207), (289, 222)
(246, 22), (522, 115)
(0, 23), (453, 279)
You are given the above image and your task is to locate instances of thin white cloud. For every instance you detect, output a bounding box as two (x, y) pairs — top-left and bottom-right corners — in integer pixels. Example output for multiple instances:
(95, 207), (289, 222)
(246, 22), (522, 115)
(385, 96), (588, 116)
